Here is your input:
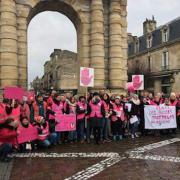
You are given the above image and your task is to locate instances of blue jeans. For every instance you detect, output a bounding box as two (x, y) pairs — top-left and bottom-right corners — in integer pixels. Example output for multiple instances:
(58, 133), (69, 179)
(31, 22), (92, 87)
(39, 132), (57, 147)
(77, 119), (85, 141)
(131, 121), (139, 136)
(101, 118), (109, 140)
(49, 132), (58, 144)
(0, 144), (12, 158)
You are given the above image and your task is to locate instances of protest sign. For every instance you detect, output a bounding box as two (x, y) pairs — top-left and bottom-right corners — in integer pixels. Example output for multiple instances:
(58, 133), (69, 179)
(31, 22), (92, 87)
(132, 75), (144, 90)
(145, 105), (177, 129)
(4, 87), (25, 101)
(55, 114), (76, 132)
(80, 67), (94, 87)
(17, 124), (38, 144)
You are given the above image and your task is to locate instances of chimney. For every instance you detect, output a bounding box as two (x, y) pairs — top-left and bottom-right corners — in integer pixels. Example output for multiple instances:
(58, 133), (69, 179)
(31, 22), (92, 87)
(143, 16), (157, 35)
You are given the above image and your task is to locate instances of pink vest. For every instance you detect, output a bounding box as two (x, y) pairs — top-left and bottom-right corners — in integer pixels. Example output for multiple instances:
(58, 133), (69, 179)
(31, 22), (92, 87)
(49, 102), (65, 119)
(89, 100), (103, 118)
(111, 104), (125, 122)
(8, 105), (21, 121)
(77, 102), (87, 120)
(37, 122), (49, 141)
(0, 103), (6, 124)
(170, 100), (177, 106)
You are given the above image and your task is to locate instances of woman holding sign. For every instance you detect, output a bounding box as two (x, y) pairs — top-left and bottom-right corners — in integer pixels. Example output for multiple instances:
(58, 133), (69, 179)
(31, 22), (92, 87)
(87, 92), (105, 145)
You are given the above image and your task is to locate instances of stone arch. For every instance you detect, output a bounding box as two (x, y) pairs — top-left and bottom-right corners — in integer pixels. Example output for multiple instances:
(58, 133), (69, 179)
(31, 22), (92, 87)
(0, 0), (128, 94)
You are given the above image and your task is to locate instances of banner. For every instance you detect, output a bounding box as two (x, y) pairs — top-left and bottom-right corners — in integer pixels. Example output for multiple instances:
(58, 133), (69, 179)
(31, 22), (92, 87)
(145, 105), (177, 129)
(4, 87), (25, 101)
(17, 124), (38, 144)
(80, 67), (94, 87)
(55, 114), (76, 132)
(132, 75), (144, 90)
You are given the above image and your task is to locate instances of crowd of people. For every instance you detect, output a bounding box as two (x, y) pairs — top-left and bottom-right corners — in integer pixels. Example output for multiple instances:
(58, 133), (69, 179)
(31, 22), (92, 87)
(0, 90), (180, 162)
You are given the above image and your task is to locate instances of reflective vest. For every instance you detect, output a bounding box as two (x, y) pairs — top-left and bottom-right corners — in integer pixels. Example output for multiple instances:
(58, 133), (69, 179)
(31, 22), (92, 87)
(8, 105), (21, 121)
(0, 103), (6, 124)
(170, 100), (177, 106)
(111, 104), (125, 122)
(77, 102), (87, 120)
(49, 101), (65, 120)
(37, 122), (49, 141)
(89, 100), (103, 118)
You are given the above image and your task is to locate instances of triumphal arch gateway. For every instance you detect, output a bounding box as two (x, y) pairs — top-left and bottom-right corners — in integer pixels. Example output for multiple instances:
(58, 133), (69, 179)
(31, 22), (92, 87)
(0, 0), (128, 93)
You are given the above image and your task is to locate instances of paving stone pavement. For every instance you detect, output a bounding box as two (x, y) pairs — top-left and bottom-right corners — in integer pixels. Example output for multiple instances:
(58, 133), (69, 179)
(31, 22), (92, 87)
(0, 135), (180, 180)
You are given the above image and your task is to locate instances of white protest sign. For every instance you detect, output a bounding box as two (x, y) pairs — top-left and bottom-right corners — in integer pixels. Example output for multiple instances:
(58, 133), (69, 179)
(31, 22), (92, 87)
(80, 67), (94, 87)
(145, 105), (177, 129)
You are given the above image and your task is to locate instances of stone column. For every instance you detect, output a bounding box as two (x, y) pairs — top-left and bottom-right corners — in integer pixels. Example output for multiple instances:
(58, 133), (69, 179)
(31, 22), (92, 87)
(16, 5), (30, 88)
(0, 0), (18, 88)
(90, 0), (105, 89)
(109, 0), (126, 93)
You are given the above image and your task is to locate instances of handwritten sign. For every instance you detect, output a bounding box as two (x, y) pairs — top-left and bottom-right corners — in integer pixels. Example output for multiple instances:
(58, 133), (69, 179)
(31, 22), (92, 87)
(4, 87), (25, 101)
(145, 105), (177, 129)
(55, 114), (76, 132)
(132, 75), (144, 90)
(17, 124), (38, 144)
(80, 67), (94, 87)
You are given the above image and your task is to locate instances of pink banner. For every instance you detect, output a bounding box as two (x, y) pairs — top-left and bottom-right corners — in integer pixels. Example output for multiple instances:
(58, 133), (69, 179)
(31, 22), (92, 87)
(55, 114), (76, 132)
(4, 87), (25, 101)
(17, 124), (38, 144)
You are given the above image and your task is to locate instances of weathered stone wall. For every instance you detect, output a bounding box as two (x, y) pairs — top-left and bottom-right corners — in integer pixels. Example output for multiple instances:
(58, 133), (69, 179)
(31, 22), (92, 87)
(0, 0), (127, 94)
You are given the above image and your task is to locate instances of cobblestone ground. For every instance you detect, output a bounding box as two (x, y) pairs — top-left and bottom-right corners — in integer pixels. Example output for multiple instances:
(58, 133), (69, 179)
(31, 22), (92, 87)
(0, 134), (179, 180)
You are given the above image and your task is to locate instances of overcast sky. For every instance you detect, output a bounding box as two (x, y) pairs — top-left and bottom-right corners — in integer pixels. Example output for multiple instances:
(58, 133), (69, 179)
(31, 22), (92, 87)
(28, 0), (180, 83)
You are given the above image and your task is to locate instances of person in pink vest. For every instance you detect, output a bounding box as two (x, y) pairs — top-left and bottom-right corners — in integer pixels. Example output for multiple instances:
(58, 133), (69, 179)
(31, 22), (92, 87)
(87, 92), (105, 144)
(76, 96), (87, 143)
(34, 116), (57, 148)
(110, 96), (125, 141)
(20, 96), (30, 121)
(66, 96), (77, 143)
(4, 99), (20, 128)
(18, 116), (36, 152)
(0, 94), (6, 124)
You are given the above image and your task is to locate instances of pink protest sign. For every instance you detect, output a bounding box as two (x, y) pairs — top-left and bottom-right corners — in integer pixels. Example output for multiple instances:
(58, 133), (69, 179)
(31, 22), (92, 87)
(17, 124), (38, 144)
(132, 75), (144, 90)
(80, 67), (94, 87)
(126, 82), (135, 92)
(4, 87), (25, 101)
(55, 114), (76, 132)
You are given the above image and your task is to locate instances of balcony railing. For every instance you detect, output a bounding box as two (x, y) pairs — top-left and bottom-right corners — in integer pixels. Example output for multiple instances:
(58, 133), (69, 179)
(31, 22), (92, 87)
(161, 65), (169, 71)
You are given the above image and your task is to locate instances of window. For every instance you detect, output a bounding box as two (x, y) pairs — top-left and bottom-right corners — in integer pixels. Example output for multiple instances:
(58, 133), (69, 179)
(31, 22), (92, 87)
(162, 26), (169, 43)
(162, 51), (169, 70)
(147, 34), (152, 48)
(134, 40), (139, 53)
(147, 56), (152, 72)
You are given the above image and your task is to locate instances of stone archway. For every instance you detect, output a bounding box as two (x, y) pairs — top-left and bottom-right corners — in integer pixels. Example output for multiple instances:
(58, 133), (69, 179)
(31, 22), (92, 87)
(0, 0), (128, 94)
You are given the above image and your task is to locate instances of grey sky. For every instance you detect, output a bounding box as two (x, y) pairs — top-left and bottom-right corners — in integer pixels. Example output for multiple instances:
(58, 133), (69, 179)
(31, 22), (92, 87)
(28, 0), (180, 83)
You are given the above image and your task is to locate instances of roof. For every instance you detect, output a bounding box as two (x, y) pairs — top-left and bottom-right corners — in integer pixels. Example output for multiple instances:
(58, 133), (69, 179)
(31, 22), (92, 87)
(128, 16), (180, 57)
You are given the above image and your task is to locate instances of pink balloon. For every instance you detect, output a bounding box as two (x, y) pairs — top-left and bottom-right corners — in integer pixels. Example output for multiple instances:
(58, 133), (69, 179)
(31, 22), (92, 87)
(126, 82), (135, 92)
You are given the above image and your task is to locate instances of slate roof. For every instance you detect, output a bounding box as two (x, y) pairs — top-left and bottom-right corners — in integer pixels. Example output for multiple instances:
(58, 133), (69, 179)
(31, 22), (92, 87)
(128, 17), (180, 57)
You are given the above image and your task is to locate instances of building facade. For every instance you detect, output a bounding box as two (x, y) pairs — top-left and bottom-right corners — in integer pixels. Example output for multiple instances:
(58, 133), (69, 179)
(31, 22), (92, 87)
(30, 76), (43, 92)
(128, 17), (180, 94)
(0, 0), (128, 94)
(40, 49), (77, 91)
